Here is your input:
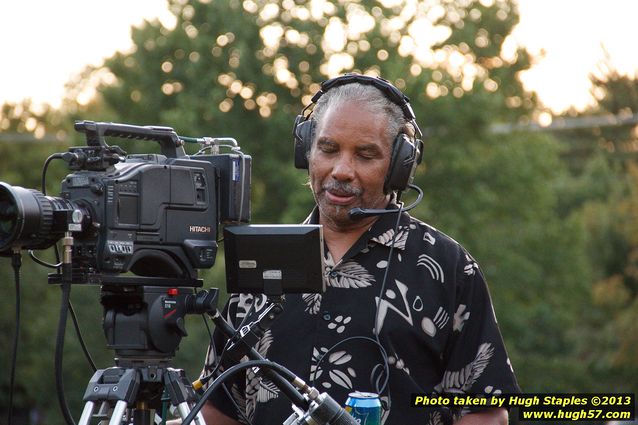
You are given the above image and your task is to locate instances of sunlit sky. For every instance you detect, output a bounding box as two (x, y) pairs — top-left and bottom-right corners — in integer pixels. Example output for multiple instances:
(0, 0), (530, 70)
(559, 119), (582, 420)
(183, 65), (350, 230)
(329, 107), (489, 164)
(1, 0), (637, 114)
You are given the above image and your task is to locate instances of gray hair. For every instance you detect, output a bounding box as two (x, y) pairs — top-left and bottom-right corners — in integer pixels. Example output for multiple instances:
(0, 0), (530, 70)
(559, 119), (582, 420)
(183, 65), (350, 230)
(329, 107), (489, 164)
(311, 82), (411, 146)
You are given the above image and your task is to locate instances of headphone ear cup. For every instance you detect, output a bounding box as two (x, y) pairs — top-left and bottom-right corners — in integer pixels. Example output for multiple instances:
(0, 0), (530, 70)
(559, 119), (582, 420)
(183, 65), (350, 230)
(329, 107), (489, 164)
(384, 134), (417, 193)
(293, 116), (315, 169)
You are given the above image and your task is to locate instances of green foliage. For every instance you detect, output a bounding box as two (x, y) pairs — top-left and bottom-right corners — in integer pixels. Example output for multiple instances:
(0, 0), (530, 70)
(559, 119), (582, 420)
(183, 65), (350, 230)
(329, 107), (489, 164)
(591, 55), (638, 115)
(577, 163), (638, 388)
(94, 0), (538, 222)
(551, 59), (638, 393)
(418, 129), (594, 391)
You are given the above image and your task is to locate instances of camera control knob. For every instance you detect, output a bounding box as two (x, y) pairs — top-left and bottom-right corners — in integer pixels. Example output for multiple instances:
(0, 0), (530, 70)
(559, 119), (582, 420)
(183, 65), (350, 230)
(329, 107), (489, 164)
(174, 317), (188, 337)
(162, 293), (188, 337)
(90, 183), (104, 195)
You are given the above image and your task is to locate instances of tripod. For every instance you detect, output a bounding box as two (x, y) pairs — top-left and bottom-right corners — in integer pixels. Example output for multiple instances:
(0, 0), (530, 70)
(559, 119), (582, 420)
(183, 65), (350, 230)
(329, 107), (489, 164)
(78, 360), (205, 425)
(75, 284), (217, 425)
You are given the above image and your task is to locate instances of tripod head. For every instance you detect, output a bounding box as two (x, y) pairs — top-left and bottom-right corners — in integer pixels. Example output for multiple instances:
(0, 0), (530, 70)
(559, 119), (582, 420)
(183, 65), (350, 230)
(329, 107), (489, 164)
(101, 285), (219, 363)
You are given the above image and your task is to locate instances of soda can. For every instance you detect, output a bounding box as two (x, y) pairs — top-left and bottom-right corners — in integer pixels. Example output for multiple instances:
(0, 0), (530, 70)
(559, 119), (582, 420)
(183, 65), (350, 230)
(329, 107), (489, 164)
(344, 391), (381, 425)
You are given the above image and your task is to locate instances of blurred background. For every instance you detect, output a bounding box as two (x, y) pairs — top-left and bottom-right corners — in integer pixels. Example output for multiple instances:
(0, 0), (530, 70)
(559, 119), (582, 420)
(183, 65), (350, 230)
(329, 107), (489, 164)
(1, 0), (637, 423)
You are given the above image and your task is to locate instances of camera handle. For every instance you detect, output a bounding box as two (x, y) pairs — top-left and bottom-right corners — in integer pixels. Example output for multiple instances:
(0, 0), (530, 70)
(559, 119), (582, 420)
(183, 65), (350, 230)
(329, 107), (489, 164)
(74, 120), (187, 159)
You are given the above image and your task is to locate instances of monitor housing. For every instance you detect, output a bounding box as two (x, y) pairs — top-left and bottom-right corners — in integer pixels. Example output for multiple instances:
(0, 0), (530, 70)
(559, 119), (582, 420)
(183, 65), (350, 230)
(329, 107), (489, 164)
(223, 224), (325, 296)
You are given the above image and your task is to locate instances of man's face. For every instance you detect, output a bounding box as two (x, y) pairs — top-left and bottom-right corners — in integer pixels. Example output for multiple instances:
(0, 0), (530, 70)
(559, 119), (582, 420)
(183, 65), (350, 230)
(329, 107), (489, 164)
(309, 101), (392, 229)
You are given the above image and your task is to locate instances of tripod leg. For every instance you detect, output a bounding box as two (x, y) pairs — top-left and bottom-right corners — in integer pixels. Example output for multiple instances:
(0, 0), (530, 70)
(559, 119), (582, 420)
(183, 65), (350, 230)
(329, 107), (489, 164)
(194, 410), (207, 425)
(79, 401), (96, 425)
(164, 369), (207, 425)
(108, 400), (128, 425)
(77, 399), (120, 425)
(177, 402), (207, 425)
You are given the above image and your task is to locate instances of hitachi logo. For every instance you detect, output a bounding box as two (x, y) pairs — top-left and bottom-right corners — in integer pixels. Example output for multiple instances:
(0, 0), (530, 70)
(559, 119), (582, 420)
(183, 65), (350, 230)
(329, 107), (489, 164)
(189, 225), (212, 233)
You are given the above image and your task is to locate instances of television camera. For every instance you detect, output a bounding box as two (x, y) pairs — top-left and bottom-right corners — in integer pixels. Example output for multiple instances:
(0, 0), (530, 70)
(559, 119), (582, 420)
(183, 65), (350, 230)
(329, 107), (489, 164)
(0, 120), (251, 286)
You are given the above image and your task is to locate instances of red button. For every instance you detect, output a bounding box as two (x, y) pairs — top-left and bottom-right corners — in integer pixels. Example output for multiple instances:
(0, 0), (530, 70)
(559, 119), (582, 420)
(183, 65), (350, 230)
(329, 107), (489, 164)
(167, 288), (178, 296)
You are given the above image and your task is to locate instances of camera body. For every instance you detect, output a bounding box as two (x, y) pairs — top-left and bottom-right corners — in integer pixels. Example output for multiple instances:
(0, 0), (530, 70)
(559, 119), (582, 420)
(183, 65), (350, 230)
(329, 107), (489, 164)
(64, 154), (219, 280)
(0, 121), (251, 285)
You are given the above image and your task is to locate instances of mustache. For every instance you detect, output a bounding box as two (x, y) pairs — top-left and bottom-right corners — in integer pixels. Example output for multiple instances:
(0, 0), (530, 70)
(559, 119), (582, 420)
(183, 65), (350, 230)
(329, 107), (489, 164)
(322, 181), (362, 196)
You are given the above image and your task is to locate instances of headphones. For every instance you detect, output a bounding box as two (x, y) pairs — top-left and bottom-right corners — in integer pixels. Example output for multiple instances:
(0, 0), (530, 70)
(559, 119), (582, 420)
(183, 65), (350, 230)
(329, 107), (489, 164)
(293, 73), (424, 194)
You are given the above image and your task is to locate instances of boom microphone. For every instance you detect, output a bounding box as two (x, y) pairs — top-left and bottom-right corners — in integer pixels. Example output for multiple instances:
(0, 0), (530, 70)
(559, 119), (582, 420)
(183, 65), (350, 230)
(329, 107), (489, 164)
(348, 184), (423, 220)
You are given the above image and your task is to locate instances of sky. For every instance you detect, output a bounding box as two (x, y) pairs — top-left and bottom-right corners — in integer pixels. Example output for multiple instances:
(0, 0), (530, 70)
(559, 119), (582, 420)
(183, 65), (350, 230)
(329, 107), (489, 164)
(1, 0), (637, 114)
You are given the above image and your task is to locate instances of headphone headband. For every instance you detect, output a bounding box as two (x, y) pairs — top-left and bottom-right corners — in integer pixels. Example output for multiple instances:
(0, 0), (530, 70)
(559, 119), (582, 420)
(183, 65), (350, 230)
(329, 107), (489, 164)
(312, 74), (416, 122)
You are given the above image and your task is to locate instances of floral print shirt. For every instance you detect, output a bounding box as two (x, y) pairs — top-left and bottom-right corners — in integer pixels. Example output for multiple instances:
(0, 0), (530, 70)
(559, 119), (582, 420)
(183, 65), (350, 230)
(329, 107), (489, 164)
(204, 207), (520, 424)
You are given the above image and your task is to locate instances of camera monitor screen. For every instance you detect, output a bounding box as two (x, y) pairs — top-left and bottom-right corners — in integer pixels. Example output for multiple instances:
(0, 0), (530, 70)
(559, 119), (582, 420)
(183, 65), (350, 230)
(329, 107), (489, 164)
(223, 224), (325, 295)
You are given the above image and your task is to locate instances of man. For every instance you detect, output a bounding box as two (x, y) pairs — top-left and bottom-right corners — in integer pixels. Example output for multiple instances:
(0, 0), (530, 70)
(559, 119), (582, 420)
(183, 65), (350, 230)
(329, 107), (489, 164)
(200, 74), (519, 425)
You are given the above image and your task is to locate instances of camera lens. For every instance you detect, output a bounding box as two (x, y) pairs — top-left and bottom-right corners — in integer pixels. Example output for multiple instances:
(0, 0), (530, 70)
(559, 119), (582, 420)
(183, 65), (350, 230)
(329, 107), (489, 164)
(0, 194), (18, 236)
(0, 182), (55, 252)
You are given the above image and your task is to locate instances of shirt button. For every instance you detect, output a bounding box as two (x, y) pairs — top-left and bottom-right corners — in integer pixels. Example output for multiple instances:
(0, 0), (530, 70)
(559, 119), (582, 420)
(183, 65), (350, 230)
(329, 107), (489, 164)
(322, 311), (331, 321)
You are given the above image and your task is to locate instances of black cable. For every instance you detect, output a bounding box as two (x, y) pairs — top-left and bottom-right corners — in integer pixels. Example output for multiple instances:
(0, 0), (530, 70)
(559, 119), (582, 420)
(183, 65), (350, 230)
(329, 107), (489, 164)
(403, 184), (423, 211)
(28, 250), (61, 268)
(211, 308), (307, 412)
(311, 335), (389, 391)
(195, 313), (255, 425)
(369, 202), (404, 412)
(201, 311), (214, 344)
(55, 280), (76, 425)
(183, 360), (300, 425)
(39, 153), (63, 276)
(44, 151), (76, 423)
(67, 300), (97, 372)
(198, 302), (258, 425)
(40, 152), (62, 273)
(40, 153), (97, 378)
(8, 251), (22, 425)
(198, 303), (310, 423)
(311, 202), (405, 412)
(28, 252), (96, 373)
(41, 153), (63, 196)
(226, 300), (277, 425)
(221, 385), (254, 425)
(53, 245), (62, 273)
(199, 299), (258, 385)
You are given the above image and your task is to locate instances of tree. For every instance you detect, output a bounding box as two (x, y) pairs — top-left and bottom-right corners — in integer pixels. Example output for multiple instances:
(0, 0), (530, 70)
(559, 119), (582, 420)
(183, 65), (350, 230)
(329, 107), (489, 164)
(569, 60), (638, 391)
(93, 0), (540, 221)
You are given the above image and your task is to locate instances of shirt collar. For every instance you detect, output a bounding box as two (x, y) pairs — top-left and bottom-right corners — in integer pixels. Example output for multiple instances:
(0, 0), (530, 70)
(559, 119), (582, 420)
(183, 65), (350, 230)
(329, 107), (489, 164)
(366, 203), (411, 250)
(304, 201), (411, 252)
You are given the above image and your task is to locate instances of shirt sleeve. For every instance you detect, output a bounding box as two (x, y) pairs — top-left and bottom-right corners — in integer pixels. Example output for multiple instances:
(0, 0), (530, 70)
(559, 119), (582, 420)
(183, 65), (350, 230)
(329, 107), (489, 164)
(440, 249), (520, 411)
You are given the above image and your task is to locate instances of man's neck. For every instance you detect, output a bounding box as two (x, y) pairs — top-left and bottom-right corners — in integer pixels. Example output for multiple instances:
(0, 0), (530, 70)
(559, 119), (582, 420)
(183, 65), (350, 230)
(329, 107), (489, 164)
(320, 215), (378, 264)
